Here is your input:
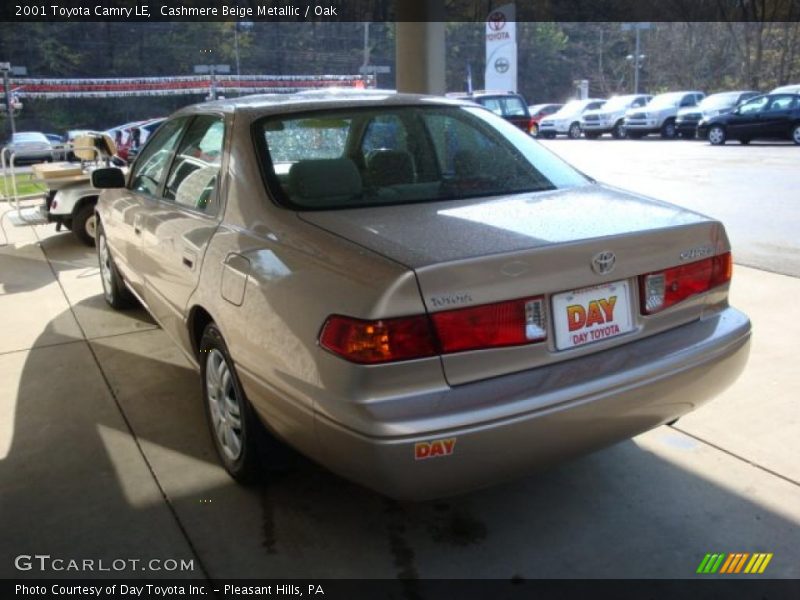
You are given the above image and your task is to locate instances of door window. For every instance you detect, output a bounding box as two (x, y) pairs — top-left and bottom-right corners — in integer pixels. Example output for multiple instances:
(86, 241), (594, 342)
(163, 115), (225, 214)
(766, 95), (796, 111)
(129, 118), (188, 196)
(738, 96), (769, 115)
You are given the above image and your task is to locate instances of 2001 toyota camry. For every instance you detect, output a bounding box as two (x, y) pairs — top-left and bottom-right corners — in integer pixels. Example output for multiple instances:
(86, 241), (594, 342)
(92, 91), (751, 500)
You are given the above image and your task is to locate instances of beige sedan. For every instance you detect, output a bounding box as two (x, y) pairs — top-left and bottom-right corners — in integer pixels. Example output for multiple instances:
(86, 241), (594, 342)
(92, 91), (751, 500)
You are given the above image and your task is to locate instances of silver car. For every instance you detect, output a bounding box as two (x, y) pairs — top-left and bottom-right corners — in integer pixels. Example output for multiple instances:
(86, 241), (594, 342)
(92, 92), (751, 500)
(3, 131), (54, 163)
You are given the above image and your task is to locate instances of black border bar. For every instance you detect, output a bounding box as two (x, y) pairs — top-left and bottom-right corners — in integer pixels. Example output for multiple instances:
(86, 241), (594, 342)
(2, 0), (800, 23)
(4, 579), (800, 600)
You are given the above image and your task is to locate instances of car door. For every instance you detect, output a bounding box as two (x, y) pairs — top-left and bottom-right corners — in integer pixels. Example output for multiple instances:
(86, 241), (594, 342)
(727, 95), (769, 139)
(760, 94), (797, 138)
(103, 117), (189, 296)
(138, 113), (227, 339)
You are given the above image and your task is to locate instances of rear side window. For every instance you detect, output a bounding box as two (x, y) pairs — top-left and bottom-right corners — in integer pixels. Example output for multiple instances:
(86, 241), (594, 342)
(256, 105), (587, 210)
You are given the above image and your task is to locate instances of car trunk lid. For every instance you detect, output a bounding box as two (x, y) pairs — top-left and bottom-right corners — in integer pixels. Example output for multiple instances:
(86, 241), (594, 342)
(300, 184), (728, 384)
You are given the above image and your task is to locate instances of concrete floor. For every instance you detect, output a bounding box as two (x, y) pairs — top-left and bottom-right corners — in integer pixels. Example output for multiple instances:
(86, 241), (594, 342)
(1, 142), (799, 580)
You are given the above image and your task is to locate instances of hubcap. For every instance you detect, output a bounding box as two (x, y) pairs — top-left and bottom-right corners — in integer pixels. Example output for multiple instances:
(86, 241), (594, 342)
(98, 234), (113, 299)
(86, 214), (97, 240)
(206, 348), (243, 461)
(793, 126), (800, 144)
(709, 128), (724, 144)
(570, 124), (580, 138)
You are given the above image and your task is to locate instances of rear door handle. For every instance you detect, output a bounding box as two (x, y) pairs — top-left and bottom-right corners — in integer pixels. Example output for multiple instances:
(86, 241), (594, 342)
(182, 249), (198, 270)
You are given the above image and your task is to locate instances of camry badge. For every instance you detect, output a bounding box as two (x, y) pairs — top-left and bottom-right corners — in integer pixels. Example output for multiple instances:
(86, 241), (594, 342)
(592, 251), (616, 275)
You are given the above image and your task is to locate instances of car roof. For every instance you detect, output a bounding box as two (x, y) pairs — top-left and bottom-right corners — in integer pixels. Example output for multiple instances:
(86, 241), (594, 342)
(177, 91), (474, 118)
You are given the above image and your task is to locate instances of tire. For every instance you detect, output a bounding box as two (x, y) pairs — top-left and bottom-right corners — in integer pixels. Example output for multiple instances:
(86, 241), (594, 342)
(584, 132), (600, 140)
(708, 125), (727, 146)
(200, 322), (279, 484)
(611, 121), (626, 139)
(660, 119), (677, 139)
(97, 221), (136, 309)
(792, 124), (800, 145)
(72, 200), (98, 246)
(568, 122), (582, 139)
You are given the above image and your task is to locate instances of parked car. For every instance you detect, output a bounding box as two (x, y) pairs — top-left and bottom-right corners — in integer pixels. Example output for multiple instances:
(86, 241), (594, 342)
(771, 84), (800, 94)
(624, 91), (705, 139)
(92, 92), (750, 500)
(44, 133), (67, 160)
(528, 103), (563, 136)
(448, 91), (534, 133)
(676, 91), (760, 139)
(116, 118), (165, 162)
(3, 131), (54, 163)
(580, 94), (652, 139)
(538, 98), (606, 139)
(698, 92), (800, 145)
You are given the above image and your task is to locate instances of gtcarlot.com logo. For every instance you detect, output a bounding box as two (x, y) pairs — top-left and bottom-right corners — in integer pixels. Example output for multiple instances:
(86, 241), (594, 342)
(14, 554), (195, 573)
(696, 552), (773, 574)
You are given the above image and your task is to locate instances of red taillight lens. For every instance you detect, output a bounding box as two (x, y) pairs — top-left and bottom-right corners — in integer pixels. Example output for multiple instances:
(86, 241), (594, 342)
(431, 296), (546, 353)
(320, 296), (547, 363)
(639, 252), (732, 314)
(528, 118), (536, 134)
(319, 315), (437, 364)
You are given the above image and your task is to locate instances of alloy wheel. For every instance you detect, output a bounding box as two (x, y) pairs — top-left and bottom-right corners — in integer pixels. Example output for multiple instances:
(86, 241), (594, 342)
(206, 348), (244, 461)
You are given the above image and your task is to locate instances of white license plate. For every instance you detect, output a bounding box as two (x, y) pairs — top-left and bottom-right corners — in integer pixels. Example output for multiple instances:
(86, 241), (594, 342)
(552, 280), (634, 350)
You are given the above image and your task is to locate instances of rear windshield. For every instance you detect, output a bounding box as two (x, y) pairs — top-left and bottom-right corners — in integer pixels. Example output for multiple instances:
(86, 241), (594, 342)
(475, 96), (528, 117)
(255, 105), (587, 210)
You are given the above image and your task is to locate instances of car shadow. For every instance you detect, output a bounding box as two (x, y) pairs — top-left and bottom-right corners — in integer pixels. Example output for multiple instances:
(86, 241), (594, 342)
(2, 296), (799, 580)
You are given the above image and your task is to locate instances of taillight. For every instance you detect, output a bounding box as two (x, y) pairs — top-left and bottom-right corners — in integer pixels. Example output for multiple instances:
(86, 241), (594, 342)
(320, 296), (547, 364)
(528, 118), (536, 134)
(639, 253), (732, 315)
(431, 296), (546, 353)
(319, 315), (437, 364)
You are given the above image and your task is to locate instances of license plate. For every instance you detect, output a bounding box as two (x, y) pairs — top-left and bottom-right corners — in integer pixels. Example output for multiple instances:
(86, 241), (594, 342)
(552, 280), (634, 350)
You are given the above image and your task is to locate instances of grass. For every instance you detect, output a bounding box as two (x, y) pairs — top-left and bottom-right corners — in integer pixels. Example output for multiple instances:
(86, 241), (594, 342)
(0, 173), (48, 199)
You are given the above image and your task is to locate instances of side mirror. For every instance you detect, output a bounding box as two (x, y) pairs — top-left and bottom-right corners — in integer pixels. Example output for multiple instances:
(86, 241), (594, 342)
(92, 167), (125, 189)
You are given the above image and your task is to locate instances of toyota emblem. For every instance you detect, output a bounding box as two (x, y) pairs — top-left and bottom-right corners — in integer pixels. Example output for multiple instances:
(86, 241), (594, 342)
(591, 251), (616, 275)
(494, 57), (510, 74)
(488, 11), (506, 31)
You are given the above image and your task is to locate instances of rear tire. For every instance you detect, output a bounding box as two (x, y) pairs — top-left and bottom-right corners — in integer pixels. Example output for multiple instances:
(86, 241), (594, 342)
(660, 119), (677, 139)
(708, 125), (727, 146)
(73, 201), (98, 246)
(611, 121), (626, 139)
(792, 124), (800, 145)
(568, 122), (582, 139)
(97, 221), (136, 310)
(201, 323), (280, 484)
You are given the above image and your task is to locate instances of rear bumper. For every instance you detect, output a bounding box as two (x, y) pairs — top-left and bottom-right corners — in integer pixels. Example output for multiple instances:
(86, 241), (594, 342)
(312, 307), (751, 500)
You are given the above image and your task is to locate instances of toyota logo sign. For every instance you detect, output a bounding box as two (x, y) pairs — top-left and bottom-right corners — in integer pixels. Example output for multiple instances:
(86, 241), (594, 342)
(591, 251), (616, 275)
(488, 11), (506, 31)
(494, 57), (510, 74)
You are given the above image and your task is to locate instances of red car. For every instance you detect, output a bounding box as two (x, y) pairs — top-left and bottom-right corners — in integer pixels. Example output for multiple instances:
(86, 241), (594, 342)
(528, 103), (564, 137)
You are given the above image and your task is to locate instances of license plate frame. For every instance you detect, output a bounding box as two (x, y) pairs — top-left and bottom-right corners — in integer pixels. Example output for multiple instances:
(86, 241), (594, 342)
(552, 280), (634, 351)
